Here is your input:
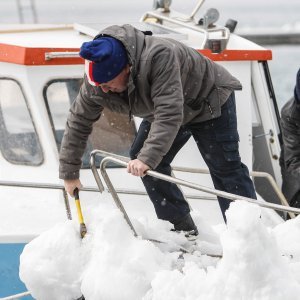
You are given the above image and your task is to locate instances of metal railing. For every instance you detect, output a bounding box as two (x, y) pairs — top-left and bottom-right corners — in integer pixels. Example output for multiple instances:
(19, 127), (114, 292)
(141, 10), (230, 49)
(45, 51), (80, 60)
(0, 291), (31, 300)
(90, 150), (294, 218)
(0, 150), (295, 222)
(90, 150), (300, 235)
(171, 166), (295, 219)
(0, 181), (77, 221)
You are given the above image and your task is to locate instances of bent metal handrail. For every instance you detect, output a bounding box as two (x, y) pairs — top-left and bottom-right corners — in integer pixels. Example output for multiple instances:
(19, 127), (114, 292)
(90, 150), (300, 235)
(170, 166), (295, 219)
(90, 150), (295, 218)
(140, 10), (230, 49)
(0, 291), (31, 300)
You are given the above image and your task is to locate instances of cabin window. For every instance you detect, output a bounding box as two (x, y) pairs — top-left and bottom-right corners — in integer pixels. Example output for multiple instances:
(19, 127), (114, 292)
(44, 79), (136, 168)
(0, 78), (43, 165)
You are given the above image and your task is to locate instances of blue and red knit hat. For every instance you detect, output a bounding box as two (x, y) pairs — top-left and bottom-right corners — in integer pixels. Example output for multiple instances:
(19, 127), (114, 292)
(80, 37), (128, 85)
(295, 68), (300, 103)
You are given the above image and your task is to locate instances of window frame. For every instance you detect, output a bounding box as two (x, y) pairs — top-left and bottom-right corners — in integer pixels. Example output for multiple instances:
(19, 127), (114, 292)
(43, 78), (80, 153)
(43, 78), (137, 169)
(0, 77), (44, 166)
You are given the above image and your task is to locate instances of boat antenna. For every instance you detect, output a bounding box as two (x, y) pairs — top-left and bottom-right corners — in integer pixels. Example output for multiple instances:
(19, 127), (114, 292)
(189, 0), (206, 20)
(173, 0), (206, 23)
(16, 0), (38, 23)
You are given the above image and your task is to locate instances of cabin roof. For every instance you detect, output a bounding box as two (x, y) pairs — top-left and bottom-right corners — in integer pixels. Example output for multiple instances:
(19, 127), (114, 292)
(0, 23), (272, 66)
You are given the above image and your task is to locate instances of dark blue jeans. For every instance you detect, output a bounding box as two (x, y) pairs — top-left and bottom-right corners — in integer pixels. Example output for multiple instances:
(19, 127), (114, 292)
(130, 93), (257, 223)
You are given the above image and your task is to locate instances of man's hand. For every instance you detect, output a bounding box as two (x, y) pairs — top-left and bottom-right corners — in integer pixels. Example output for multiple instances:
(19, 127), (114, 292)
(127, 159), (150, 177)
(64, 179), (83, 197)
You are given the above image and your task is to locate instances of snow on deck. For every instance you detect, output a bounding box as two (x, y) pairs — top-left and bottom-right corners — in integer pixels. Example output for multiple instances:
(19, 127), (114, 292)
(19, 200), (300, 300)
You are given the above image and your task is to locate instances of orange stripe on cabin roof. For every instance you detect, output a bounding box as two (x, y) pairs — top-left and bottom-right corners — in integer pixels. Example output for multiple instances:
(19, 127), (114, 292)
(0, 44), (272, 65)
(198, 49), (272, 61)
(0, 44), (83, 65)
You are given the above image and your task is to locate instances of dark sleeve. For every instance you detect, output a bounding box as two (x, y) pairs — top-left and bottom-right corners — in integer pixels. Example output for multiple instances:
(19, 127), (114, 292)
(59, 77), (103, 179)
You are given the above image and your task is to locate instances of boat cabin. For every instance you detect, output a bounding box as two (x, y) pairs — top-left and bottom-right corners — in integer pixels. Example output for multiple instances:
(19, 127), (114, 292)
(0, 2), (289, 297)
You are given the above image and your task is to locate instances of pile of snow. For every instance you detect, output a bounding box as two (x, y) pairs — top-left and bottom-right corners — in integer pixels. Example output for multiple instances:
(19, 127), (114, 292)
(19, 221), (84, 300)
(20, 201), (300, 300)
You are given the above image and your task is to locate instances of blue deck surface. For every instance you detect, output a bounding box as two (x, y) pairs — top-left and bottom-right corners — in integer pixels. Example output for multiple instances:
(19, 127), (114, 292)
(0, 243), (33, 299)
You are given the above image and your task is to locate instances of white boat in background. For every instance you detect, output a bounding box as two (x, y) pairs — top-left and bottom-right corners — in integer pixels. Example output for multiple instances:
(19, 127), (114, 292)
(0, 0), (298, 298)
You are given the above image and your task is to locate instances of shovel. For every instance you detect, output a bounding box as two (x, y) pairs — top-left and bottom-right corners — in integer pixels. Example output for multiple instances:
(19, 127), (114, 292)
(73, 188), (87, 300)
(74, 188), (87, 239)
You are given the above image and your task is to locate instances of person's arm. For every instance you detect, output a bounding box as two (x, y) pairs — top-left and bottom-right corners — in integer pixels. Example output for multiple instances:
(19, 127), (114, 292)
(59, 76), (103, 192)
(136, 48), (184, 170)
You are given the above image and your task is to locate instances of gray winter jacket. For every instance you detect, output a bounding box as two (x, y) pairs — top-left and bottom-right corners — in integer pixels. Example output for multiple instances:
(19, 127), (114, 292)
(59, 24), (242, 179)
(281, 98), (300, 173)
(280, 68), (300, 205)
(280, 96), (300, 202)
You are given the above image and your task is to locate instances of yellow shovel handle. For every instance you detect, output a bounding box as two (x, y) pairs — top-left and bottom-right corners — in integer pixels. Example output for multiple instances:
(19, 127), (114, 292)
(75, 199), (84, 224)
(74, 188), (87, 238)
